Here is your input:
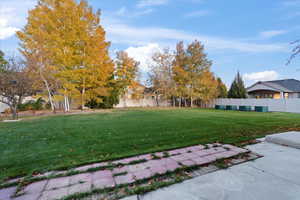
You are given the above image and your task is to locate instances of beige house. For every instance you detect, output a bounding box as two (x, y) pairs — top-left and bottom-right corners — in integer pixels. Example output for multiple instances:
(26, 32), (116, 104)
(115, 84), (170, 108)
(247, 79), (300, 99)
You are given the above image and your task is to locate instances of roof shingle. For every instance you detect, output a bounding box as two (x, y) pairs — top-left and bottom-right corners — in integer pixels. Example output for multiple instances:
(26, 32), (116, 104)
(252, 79), (300, 92)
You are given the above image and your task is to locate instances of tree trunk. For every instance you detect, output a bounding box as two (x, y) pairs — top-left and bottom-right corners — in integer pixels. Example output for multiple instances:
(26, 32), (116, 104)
(64, 95), (68, 112)
(64, 96), (66, 113)
(81, 87), (85, 111)
(123, 95), (127, 108)
(63, 88), (70, 112)
(172, 96), (176, 107)
(11, 106), (18, 120)
(156, 95), (159, 107)
(190, 97), (193, 107)
(40, 71), (55, 113)
(179, 97), (182, 108)
(66, 96), (70, 112)
(45, 80), (55, 112)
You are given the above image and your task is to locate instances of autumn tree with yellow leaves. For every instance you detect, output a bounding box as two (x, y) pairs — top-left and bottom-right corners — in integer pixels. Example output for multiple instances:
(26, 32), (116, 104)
(114, 51), (140, 106)
(17, 0), (114, 111)
(173, 40), (218, 107)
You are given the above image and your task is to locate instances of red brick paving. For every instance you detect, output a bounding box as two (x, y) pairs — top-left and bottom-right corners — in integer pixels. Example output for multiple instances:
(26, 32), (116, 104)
(1, 143), (249, 200)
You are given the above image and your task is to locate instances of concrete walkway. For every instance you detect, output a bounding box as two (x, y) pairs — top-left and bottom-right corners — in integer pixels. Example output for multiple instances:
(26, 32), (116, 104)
(127, 134), (300, 200)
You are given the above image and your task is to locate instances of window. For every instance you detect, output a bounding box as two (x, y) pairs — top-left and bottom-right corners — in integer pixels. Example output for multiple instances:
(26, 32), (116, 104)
(284, 93), (289, 99)
(273, 93), (281, 99)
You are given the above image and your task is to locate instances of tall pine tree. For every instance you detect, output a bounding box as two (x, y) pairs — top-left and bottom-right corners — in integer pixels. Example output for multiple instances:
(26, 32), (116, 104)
(228, 72), (247, 98)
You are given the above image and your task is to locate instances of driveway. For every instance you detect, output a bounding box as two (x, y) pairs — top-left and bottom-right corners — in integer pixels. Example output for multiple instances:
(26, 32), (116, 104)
(125, 132), (300, 200)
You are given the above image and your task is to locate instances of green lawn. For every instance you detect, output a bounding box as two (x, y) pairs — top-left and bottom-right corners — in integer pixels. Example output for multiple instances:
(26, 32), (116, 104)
(1, 108), (300, 181)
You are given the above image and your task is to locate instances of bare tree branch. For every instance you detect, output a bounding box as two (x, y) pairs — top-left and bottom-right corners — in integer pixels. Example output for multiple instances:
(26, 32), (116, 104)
(0, 56), (35, 119)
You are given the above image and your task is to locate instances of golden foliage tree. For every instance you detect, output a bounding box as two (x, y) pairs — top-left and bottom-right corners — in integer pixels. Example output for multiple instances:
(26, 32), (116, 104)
(17, 0), (114, 111)
(196, 70), (219, 104)
(173, 41), (217, 107)
(115, 51), (140, 103)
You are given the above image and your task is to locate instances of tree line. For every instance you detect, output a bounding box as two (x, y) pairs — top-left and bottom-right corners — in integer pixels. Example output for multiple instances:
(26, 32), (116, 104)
(148, 42), (227, 107)
(0, 0), (248, 119)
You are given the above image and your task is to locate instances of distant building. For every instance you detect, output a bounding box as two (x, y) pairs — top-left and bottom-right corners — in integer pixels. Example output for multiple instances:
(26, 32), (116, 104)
(0, 99), (9, 113)
(115, 84), (170, 108)
(247, 79), (300, 99)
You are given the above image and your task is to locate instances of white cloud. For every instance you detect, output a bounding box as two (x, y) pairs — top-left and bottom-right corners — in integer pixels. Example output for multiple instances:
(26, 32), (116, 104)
(184, 10), (212, 18)
(102, 18), (288, 53)
(244, 71), (279, 82)
(125, 43), (162, 72)
(0, 0), (36, 40)
(0, 0), (290, 56)
(137, 0), (169, 8)
(0, 23), (19, 40)
(259, 30), (288, 39)
(0, 8), (19, 39)
(115, 6), (153, 18)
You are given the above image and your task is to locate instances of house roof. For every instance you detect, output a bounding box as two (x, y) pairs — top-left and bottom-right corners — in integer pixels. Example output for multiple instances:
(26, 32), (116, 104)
(247, 79), (300, 93)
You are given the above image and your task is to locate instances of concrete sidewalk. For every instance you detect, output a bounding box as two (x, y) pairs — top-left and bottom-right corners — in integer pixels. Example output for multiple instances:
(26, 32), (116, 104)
(127, 138), (300, 200)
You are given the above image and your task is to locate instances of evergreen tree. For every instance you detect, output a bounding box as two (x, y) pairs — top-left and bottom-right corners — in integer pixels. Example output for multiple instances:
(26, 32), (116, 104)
(0, 50), (7, 72)
(228, 72), (247, 98)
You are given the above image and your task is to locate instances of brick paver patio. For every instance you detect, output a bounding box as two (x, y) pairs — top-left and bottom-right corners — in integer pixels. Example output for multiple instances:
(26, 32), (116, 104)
(0, 143), (249, 200)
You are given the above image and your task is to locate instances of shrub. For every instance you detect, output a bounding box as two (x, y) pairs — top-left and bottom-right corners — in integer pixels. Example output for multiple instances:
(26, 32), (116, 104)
(86, 89), (120, 109)
(17, 97), (45, 111)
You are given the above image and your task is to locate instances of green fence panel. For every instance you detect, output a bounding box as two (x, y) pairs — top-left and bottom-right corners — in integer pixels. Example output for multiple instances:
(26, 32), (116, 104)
(239, 106), (252, 111)
(255, 106), (269, 112)
(226, 105), (238, 110)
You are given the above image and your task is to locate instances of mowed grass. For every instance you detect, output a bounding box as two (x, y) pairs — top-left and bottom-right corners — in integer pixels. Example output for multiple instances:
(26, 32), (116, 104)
(1, 108), (300, 181)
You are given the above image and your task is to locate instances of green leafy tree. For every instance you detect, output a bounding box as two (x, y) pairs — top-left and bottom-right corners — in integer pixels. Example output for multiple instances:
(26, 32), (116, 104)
(216, 77), (227, 98)
(85, 75), (120, 109)
(228, 72), (247, 98)
(0, 51), (8, 72)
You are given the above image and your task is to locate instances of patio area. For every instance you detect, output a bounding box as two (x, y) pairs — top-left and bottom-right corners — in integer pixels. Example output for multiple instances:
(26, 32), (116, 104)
(125, 132), (300, 200)
(0, 143), (252, 200)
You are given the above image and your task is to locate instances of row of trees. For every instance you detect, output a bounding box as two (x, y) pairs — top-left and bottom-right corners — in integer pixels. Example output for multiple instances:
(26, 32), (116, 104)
(148, 41), (227, 107)
(15, 0), (139, 113)
(0, 0), (231, 118)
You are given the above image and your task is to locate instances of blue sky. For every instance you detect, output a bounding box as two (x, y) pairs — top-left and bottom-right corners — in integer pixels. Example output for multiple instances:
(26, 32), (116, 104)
(1, 0), (300, 87)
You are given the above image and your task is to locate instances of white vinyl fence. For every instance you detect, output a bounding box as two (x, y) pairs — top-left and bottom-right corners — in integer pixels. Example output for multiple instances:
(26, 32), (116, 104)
(115, 98), (170, 108)
(215, 98), (300, 113)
